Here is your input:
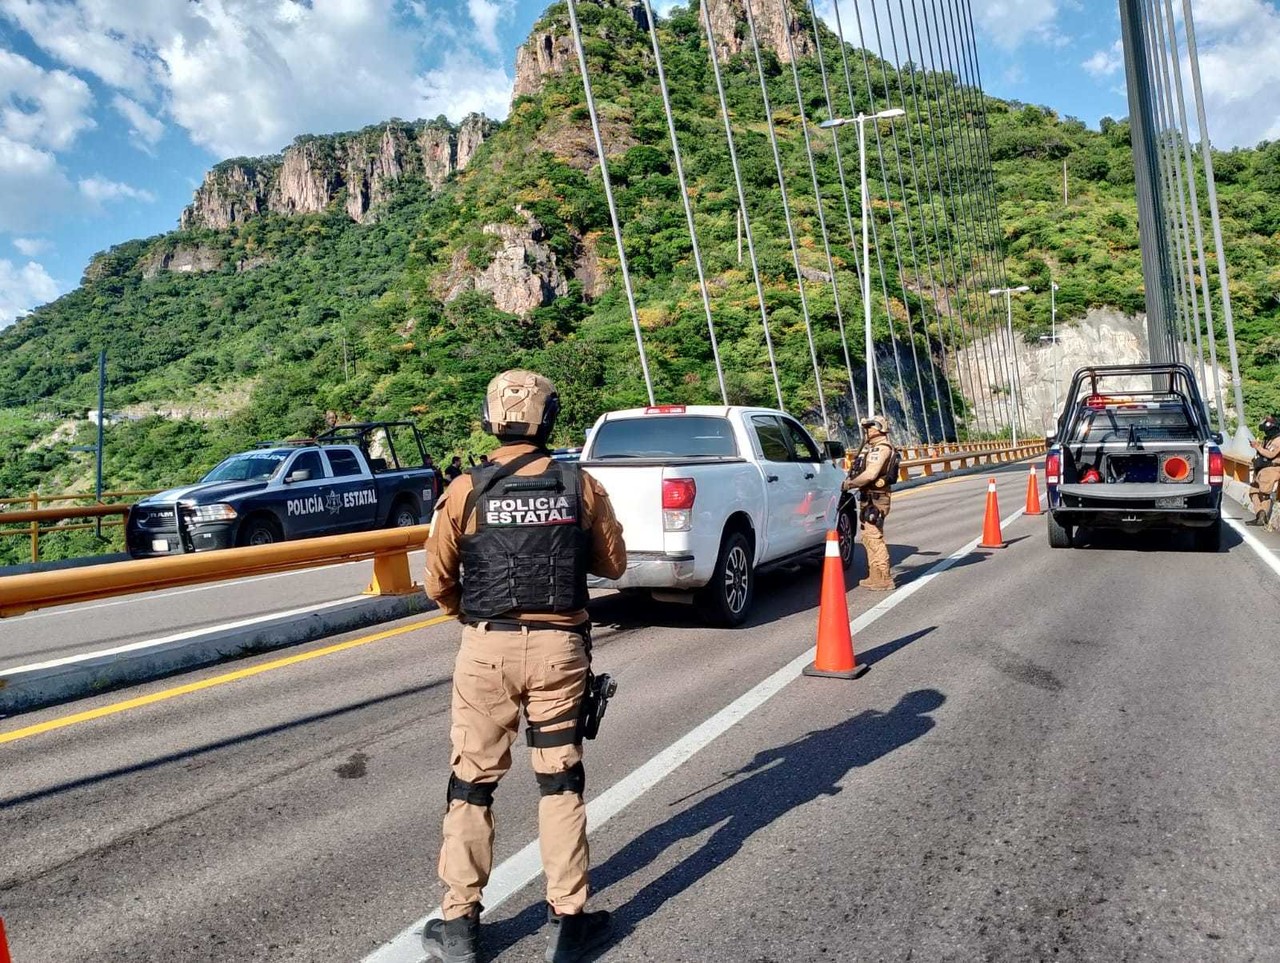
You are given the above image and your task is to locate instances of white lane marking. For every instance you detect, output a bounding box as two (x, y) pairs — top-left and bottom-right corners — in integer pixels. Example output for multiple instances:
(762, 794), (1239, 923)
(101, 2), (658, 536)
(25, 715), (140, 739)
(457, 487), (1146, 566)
(0, 596), (367, 675)
(9, 550), (428, 622)
(362, 507), (1029, 963)
(1223, 517), (1280, 580)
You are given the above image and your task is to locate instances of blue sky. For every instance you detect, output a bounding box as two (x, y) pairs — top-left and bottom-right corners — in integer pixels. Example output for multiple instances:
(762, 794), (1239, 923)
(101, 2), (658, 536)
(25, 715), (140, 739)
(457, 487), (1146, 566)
(1, 0), (1276, 328)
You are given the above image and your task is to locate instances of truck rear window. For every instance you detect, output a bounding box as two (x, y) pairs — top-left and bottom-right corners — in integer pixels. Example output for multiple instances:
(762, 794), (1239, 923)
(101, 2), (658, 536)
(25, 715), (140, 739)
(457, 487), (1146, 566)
(589, 416), (738, 459)
(1070, 406), (1197, 443)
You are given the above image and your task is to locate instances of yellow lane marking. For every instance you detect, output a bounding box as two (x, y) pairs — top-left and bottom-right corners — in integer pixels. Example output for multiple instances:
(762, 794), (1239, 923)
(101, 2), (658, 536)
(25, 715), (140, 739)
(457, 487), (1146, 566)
(0, 613), (456, 746)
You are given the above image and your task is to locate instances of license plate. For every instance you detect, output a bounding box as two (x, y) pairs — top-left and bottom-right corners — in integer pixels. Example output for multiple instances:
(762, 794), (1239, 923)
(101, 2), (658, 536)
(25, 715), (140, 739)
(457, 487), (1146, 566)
(1154, 497), (1186, 509)
(151, 539), (170, 552)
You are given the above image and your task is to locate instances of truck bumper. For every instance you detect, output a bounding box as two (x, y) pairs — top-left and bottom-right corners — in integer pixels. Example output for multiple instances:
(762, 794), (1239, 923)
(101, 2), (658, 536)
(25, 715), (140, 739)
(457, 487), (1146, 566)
(588, 551), (701, 591)
(126, 522), (236, 557)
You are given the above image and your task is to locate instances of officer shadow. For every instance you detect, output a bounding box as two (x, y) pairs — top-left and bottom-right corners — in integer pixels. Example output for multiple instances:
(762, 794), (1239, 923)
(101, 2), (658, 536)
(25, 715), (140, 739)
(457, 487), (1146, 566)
(480, 689), (945, 960)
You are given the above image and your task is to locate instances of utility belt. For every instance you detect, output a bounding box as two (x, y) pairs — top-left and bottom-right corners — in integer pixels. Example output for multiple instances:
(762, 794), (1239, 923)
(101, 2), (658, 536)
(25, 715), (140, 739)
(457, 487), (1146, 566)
(857, 488), (890, 527)
(464, 618), (591, 643)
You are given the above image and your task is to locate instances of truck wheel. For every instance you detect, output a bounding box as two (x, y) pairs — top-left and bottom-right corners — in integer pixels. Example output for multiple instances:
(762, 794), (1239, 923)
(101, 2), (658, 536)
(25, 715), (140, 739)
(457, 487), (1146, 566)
(389, 500), (420, 528)
(1194, 519), (1222, 552)
(1047, 513), (1073, 549)
(239, 517), (280, 547)
(698, 530), (755, 628)
(837, 506), (857, 571)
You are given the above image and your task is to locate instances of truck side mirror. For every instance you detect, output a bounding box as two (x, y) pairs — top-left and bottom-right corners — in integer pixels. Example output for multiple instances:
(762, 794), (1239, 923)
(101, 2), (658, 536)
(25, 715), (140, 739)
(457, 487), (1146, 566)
(1045, 430), (1056, 445)
(285, 469), (311, 483)
(1212, 431), (1224, 445)
(824, 441), (846, 461)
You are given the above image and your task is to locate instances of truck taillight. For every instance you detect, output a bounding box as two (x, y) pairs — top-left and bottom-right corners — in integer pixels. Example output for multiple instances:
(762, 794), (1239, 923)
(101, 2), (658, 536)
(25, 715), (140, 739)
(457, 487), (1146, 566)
(1208, 449), (1224, 486)
(1045, 452), (1060, 486)
(662, 477), (696, 532)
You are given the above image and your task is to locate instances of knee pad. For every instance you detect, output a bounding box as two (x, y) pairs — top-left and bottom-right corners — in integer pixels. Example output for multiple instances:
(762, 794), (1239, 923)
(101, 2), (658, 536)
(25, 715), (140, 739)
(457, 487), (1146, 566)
(536, 762), (585, 797)
(448, 774), (496, 807)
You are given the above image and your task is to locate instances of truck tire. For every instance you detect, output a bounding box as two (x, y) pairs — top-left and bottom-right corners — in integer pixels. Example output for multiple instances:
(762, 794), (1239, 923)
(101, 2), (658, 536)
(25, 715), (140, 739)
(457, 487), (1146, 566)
(1194, 519), (1222, 552)
(1047, 512), (1073, 549)
(388, 499), (420, 528)
(698, 530), (755, 628)
(837, 504), (857, 571)
(239, 516), (280, 547)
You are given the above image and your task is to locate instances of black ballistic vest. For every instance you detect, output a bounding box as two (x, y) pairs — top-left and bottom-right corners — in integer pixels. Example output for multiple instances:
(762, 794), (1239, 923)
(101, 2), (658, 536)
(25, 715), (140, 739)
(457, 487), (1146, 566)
(459, 459), (591, 620)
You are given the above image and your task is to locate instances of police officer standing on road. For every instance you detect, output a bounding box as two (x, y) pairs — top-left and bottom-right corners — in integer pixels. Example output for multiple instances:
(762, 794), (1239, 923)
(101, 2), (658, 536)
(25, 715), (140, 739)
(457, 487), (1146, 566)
(842, 415), (900, 591)
(422, 370), (627, 963)
(1248, 414), (1280, 525)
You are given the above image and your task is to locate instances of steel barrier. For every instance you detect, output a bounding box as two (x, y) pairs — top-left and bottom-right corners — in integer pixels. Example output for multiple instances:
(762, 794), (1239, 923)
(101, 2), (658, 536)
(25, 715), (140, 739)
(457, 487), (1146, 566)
(897, 441), (1047, 481)
(0, 490), (160, 564)
(1221, 452), (1251, 484)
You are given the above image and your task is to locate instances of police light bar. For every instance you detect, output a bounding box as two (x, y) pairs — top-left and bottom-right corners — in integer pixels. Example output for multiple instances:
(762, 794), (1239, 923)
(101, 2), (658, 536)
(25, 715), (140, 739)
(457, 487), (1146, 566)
(645, 405), (687, 414)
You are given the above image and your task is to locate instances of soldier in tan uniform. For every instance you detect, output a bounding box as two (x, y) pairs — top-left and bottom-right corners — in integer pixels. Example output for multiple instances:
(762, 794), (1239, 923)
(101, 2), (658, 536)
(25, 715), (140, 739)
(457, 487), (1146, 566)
(1248, 414), (1280, 525)
(421, 370), (626, 963)
(842, 415), (899, 591)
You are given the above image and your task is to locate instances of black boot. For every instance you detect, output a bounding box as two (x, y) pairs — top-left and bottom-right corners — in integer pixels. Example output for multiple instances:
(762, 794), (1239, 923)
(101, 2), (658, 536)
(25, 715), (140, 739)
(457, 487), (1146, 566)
(545, 905), (613, 963)
(422, 905), (480, 963)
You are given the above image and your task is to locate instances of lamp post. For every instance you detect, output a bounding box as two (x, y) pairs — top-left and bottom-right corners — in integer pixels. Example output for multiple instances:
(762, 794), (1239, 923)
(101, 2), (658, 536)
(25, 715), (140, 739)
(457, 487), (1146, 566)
(1050, 281), (1060, 418)
(988, 285), (1031, 445)
(820, 108), (906, 418)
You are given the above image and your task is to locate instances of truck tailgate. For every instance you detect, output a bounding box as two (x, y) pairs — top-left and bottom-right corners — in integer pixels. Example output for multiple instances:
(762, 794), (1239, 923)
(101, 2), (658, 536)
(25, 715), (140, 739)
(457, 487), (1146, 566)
(1057, 483), (1211, 500)
(579, 464), (665, 552)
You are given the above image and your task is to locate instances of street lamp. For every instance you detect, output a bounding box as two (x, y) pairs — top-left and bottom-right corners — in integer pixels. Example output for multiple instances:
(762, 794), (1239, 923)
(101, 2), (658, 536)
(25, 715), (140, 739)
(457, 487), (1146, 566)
(988, 285), (1031, 445)
(820, 108), (907, 418)
(1050, 281), (1060, 418)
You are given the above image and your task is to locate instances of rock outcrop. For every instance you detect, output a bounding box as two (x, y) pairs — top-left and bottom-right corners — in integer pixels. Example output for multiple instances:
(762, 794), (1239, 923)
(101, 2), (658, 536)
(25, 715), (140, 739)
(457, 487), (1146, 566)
(139, 245), (224, 279)
(438, 209), (569, 317)
(180, 117), (494, 230)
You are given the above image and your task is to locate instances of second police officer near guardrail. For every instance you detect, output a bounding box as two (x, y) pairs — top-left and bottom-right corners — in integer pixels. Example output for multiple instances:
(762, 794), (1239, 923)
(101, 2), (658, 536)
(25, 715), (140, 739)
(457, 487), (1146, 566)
(1247, 413), (1280, 526)
(421, 369), (627, 963)
(843, 415), (901, 591)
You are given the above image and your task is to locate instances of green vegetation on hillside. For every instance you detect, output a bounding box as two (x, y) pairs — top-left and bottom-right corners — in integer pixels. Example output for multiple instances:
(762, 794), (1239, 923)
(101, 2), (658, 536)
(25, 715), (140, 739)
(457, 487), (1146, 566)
(2, 0), (1278, 565)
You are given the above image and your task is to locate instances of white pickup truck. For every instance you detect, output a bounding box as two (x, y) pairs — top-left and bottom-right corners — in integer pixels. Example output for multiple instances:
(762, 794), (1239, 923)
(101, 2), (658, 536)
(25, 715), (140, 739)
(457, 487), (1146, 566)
(580, 404), (854, 626)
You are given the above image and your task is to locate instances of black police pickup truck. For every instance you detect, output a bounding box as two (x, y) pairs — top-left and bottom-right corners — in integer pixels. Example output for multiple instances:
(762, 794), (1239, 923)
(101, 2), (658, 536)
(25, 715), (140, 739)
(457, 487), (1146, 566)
(126, 422), (440, 558)
(1045, 363), (1224, 551)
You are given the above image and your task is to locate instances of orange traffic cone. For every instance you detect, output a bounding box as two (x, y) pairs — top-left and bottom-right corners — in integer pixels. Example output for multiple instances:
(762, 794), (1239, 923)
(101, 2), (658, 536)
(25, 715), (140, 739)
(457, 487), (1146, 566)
(979, 477), (1004, 548)
(1, 917), (11, 963)
(802, 531), (869, 680)
(1024, 464), (1043, 516)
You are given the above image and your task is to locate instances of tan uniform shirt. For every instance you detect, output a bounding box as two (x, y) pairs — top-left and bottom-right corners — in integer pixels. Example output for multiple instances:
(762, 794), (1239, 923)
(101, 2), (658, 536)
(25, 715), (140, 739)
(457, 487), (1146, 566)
(425, 442), (627, 627)
(1254, 435), (1280, 464)
(844, 439), (896, 494)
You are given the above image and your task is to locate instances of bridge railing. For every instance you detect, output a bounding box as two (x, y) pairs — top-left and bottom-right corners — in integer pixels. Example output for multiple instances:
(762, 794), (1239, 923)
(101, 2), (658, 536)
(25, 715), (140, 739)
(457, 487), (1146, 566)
(0, 490), (161, 563)
(0, 442), (1046, 618)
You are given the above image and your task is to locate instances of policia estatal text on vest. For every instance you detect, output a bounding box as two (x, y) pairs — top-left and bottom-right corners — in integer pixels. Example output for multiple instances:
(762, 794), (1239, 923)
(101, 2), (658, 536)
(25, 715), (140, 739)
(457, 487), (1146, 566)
(421, 370), (627, 963)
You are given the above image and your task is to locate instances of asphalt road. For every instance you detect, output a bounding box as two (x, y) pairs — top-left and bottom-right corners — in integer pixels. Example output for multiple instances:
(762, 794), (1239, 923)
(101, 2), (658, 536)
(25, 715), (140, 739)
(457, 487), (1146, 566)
(0, 550), (426, 667)
(3, 462), (1278, 963)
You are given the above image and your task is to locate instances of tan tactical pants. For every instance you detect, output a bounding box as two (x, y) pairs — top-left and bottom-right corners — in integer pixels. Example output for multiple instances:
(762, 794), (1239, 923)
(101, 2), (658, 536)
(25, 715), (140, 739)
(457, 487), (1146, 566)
(1250, 466), (1280, 515)
(860, 493), (893, 587)
(439, 623), (590, 920)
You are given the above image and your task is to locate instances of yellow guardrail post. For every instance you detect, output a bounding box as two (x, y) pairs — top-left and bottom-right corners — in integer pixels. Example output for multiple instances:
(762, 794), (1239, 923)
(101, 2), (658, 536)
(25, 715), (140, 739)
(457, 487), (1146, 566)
(365, 550), (418, 596)
(29, 492), (39, 563)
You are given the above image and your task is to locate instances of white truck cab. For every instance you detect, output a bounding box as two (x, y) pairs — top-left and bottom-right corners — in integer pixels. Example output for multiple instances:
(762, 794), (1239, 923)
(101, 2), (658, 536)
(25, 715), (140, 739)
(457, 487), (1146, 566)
(580, 404), (854, 625)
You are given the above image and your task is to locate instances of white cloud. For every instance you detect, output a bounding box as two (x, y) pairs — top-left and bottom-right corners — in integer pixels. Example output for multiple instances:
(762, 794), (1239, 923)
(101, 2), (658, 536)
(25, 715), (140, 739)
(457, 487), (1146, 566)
(78, 175), (157, 205)
(0, 134), (74, 232)
(1082, 39), (1124, 78)
(970, 0), (1062, 50)
(12, 237), (51, 256)
(111, 94), (166, 149)
(0, 47), (95, 151)
(1, 0), (517, 160)
(0, 258), (59, 329)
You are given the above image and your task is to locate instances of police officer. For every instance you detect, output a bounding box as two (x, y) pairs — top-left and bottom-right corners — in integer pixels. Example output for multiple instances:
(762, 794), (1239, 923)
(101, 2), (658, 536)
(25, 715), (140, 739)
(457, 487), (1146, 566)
(842, 415), (899, 591)
(1248, 414), (1280, 525)
(422, 370), (627, 963)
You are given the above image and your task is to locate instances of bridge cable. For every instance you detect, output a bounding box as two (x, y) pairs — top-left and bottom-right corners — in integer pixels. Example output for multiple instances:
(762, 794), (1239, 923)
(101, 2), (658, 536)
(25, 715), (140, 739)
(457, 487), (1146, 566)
(938, 0), (1021, 435)
(842, 0), (935, 445)
(698, 0), (786, 411)
(1158, 0), (1226, 426)
(741, 0), (832, 437)
(1180, 0), (1246, 429)
(638, 0), (729, 405)
(563, 0), (656, 406)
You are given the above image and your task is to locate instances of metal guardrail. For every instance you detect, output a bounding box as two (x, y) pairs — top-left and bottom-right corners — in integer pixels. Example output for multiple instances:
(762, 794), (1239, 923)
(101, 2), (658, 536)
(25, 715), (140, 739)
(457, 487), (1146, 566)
(1221, 451), (1251, 484)
(0, 490), (161, 563)
(0, 442), (1046, 619)
(0, 524), (430, 618)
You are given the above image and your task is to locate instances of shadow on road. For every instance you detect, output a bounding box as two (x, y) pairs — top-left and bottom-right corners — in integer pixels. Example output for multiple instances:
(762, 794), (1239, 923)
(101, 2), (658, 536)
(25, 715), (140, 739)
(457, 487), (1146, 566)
(481, 689), (946, 959)
(1071, 523), (1243, 554)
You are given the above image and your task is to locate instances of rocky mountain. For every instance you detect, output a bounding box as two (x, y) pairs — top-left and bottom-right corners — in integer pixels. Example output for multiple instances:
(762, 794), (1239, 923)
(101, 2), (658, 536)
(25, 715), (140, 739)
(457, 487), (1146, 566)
(180, 114), (495, 230)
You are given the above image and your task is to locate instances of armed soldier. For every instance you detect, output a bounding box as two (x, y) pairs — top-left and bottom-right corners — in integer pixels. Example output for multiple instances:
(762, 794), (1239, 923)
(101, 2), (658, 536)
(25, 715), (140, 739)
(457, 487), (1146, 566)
(842, 415), (901, 591)
(1248, 414), (1280, 526)
(422, 370), (627, 963)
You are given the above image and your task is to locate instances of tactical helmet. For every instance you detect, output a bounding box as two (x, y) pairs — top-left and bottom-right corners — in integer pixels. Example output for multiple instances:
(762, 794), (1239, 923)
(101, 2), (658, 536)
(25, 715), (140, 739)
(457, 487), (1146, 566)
(1260, 414), (1280, 440)
(860, 415), (890, 437)
(481, 369), (561, 442)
